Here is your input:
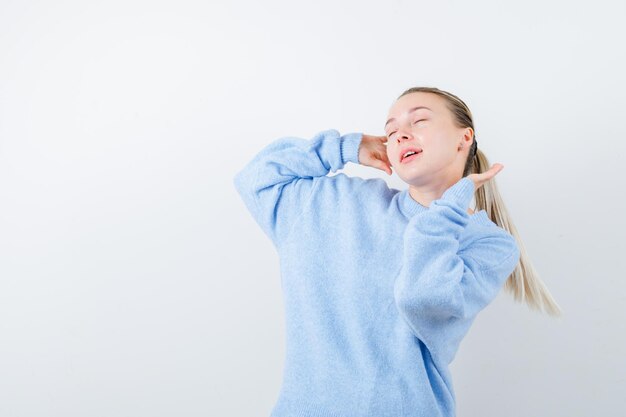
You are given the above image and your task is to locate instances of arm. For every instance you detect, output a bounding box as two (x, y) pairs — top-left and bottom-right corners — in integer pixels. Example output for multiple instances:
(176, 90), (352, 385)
(393, 177), (520, 365)
(233, 129), (363, 248)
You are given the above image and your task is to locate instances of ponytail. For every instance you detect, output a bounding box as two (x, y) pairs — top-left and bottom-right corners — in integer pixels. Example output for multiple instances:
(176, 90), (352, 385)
(472, 148), (563, 317)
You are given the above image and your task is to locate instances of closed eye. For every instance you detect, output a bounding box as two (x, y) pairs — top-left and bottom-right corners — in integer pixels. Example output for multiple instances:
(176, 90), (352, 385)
(387, 119), (426, 137)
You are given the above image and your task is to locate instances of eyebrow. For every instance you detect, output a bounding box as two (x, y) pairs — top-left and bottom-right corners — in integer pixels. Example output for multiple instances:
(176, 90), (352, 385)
(385, 106), (433, 128)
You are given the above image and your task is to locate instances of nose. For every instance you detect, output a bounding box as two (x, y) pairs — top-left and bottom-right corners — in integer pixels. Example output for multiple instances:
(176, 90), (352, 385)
(395, 129), (412, 143)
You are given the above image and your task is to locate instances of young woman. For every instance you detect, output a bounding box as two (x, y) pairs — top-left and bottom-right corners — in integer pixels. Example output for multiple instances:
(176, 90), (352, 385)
(233, 87), (562, 417)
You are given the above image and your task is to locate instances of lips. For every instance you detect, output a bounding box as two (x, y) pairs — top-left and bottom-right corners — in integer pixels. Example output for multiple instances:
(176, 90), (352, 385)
(399, 147), (423, 163)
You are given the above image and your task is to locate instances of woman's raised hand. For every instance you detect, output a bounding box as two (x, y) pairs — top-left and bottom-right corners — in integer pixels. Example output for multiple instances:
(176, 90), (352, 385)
(467, 163), (504, 190)
(358, 134), (393, 175)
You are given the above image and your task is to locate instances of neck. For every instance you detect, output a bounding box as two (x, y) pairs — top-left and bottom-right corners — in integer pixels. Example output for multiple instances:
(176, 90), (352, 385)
(407, 184), (447, 208)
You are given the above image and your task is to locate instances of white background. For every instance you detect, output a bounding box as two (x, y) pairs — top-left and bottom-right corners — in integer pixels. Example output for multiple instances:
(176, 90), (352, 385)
(1, 1), (624, 416)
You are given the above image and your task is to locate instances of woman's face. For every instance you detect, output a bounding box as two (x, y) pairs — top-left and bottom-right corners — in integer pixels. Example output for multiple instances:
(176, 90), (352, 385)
(385, 92), (473, 186)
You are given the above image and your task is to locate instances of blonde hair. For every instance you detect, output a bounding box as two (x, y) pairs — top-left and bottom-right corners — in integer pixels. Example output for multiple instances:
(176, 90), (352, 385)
(398, 86), (563, 317)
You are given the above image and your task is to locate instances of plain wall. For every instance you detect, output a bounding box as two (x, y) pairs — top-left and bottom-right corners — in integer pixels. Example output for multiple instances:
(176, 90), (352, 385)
(1, 1), (625, 416)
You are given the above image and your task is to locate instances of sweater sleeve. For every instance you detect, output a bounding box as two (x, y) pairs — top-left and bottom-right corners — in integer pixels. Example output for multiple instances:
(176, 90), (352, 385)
(233, 129), (363, 248)
(393, 176), (520, 365)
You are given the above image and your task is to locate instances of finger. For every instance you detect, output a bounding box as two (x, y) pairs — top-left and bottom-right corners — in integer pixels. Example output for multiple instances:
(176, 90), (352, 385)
(469, 173), (491, 189)
(377, 161), (392, 175)
(478, 164), (504, 184)
(489, 163), (504, 177)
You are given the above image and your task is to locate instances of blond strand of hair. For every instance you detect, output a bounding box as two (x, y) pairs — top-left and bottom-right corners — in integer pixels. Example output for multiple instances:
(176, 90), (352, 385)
(473, 149), (563, 317)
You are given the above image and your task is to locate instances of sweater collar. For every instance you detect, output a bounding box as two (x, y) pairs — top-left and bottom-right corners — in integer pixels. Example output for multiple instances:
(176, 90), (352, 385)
(398, 189), (428, 217)
(398, 188), (494, 226)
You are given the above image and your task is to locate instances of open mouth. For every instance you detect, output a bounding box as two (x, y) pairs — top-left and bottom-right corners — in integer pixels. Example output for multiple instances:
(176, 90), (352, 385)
(400, 149), (423, 163)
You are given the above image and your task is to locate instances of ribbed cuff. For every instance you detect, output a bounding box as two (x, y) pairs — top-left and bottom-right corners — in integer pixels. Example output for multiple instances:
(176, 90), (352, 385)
(440, 176), (476, 208)
(340, 132), (363, 165)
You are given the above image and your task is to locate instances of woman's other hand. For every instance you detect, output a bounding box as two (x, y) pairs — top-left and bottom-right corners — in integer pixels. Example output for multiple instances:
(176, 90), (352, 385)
(358, 134), (393, 175)
(467, 163), (504, 191)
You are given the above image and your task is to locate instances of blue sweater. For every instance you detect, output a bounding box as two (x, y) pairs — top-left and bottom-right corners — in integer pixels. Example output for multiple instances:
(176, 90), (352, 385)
(233, 129), (520, 417)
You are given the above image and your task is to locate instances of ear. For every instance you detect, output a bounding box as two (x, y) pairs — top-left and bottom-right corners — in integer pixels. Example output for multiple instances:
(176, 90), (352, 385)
(463, 127), (474, 144)
(458, 127), (474, 149)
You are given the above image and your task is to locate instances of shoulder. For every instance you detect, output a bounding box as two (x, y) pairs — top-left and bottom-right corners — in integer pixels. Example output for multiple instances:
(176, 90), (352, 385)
(312, 173), (398, 203)
(312, 173), (400, 209)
